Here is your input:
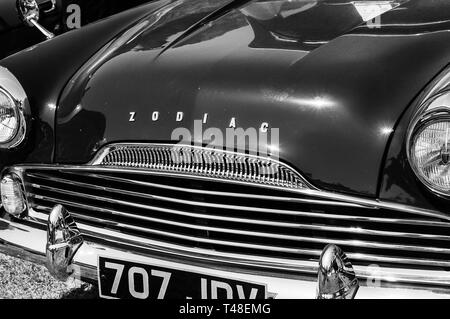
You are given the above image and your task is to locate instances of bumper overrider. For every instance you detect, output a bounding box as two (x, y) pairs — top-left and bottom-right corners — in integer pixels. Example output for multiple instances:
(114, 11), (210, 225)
(2, 159), (450, 299)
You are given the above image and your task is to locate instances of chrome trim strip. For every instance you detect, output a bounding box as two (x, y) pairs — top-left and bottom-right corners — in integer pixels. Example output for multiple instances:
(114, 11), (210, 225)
(75, 233), (450, 281)
(28, 170), (450, 229)
(29, 171), (365, 208)
(28, 171), (450, 228)
(31, 192), (450, 229)
(11, 164), (450, 222)
(89, 143), (316, 190)
(27, 177), (334, 214)
(31, 207), (323, 256)
(28, 191), (450, 256)
(25, 209), (450, 270)
(30, 189), (450, 242)
(29, 183), (330, 218)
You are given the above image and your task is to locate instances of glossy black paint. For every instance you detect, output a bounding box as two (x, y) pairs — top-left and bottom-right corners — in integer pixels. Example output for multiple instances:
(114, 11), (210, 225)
(56, 0), (450, 198)
(0, 0), (449, 207)
(379, 67), (450, 212)
(0, 1), (171, 168)
(356, 0), (450, 208)
(0, 0), (154, 59)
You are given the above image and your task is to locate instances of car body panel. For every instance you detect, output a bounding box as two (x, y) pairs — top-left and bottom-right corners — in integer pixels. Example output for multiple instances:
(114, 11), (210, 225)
(379, 82), (450, 214)
(55, 0), (450, 197)
(0, 1), (174, 168)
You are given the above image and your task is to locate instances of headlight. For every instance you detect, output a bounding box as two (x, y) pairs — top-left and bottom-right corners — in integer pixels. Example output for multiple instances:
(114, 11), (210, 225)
(410, 118), (450, 194)
(407, 68), (450, 197)
(0, 88), (20, 144)
(0, 66), (28, 148)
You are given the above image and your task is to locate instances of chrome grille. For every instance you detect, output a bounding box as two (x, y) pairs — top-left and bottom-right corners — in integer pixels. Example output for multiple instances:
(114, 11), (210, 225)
(90, 144), (311, 189)
(19, 165), (450, 289)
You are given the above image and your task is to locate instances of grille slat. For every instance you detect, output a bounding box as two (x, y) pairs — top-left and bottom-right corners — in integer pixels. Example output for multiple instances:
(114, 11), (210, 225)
(26, 172), (450, 228)
(21, 166), (450, 275)
(32, 198), (450, 270)
(29, 189), (450, 243)
(37, 171), (363, 208)
(79, 229), (450, 271)
(30, 191), (450, 255)
(39, 205), (324, 256)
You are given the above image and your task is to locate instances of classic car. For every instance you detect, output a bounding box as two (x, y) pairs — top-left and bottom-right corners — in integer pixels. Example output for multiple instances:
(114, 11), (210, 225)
(0, 0), (153, 59)
(0, 0), (450, 299)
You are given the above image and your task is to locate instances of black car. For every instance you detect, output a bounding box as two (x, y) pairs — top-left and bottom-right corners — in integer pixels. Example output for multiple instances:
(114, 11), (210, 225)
(0, 0), (153, 59)
(0, 0), (450, 299)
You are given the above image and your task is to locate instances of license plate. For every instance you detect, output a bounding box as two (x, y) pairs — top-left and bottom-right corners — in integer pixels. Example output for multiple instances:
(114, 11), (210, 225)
(98, 256), (268, 299)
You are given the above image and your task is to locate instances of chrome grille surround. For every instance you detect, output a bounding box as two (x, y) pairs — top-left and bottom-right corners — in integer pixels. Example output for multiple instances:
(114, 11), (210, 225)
(8, 160), (450, 290)
(90, 143), (314, 190)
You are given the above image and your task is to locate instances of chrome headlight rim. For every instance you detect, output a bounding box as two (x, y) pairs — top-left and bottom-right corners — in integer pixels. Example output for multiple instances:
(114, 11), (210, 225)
(0, 66), (28, 149)
(408, 110), (450, 197)
(406, 71), (450, 198)
(0, 87), (23, 145)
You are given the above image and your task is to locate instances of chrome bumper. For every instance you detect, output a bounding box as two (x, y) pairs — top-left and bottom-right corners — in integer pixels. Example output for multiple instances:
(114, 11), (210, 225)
(1, 213), (450, 299)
